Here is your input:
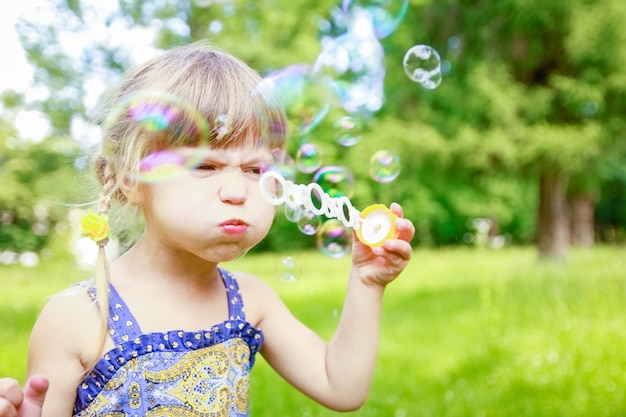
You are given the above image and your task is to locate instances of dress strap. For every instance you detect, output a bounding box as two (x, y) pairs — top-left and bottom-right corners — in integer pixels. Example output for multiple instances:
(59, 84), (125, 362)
(86, 283), (143, 346)
(219, 268), (246, 321)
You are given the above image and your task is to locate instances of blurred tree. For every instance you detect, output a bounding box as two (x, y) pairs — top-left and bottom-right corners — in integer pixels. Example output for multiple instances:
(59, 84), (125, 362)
(379, 0), (626, 260)
(0, 116), (80, 253)
(12, 0), (626, 259)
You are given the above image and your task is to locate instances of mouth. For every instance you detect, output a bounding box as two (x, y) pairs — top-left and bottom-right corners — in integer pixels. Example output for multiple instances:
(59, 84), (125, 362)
(220, 219), (248, 236)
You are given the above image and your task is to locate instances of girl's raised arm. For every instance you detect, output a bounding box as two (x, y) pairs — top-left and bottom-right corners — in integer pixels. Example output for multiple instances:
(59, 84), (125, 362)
(257, 203), (414, 411)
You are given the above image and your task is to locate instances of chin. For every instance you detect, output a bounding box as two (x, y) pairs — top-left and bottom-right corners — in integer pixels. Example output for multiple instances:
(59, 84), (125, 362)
(204, 243), (251, 263)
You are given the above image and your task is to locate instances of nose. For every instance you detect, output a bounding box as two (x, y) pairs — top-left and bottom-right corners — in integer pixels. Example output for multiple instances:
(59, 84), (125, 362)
(218, 171), (248, 204)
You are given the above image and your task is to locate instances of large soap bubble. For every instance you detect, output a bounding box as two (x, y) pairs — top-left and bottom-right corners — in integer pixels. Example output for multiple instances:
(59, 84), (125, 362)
(316, 219), (352, 258)
(342, 0), (409, 39)
(258, 63), (337, 139)
(370, 150), (401, 183)
(313, 166), (355, 198)
(103, 90), (210, 183)
(313, 17), (386, 115)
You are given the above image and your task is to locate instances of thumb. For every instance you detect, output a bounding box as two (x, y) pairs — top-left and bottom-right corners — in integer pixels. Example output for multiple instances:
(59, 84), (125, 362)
(19, 375), (49, 417)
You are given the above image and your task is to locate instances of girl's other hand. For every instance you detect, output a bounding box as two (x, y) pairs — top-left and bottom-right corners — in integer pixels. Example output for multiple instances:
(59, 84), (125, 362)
(0, 375), (48, 417)
(351, 202), (415, 288)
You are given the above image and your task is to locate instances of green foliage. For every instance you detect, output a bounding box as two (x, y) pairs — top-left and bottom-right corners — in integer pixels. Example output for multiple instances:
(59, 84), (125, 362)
(0, 130), (81, 252)
(10, 0), (626, 251)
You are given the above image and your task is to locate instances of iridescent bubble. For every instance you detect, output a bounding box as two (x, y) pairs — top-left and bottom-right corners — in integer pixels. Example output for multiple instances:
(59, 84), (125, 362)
(333, 116), (363, 146)
(275, 256), (302, 284)
(297, 210), (322, 235)
(213, 114), (231, 136)
(342, 0), (409, 39)
(284, 204), (306, 222)
(313, 166), (355, 198)
(268, 149), (296, 181)
(103, 90), (210, 183)
(370, 150), (401, 183)
(137, 150), (196, 183)
(258, 63), (336, 138)
(296, 143), (323, 174)
(317, 219), (352, 258)
(403, 45), (442, 89)
(312, 27), (386, 114)
(249, 77), (288, 149)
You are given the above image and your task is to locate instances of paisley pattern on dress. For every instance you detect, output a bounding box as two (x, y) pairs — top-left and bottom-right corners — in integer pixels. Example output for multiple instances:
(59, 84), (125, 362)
(73, 269), (262, 417)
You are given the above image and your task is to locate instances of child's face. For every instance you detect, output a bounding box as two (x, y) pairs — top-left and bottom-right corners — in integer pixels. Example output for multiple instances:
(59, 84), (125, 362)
(138, 141), (276, 262)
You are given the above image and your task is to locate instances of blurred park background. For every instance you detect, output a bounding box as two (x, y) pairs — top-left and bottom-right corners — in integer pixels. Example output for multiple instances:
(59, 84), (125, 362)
(1, 0), (625, 416)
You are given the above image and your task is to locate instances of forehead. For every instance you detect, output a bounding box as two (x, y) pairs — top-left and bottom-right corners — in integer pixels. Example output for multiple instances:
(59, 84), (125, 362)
(179, 144), (274, 163)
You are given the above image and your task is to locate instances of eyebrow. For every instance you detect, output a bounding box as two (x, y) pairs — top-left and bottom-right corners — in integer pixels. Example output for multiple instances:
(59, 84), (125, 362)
(188, 148), (272, 165)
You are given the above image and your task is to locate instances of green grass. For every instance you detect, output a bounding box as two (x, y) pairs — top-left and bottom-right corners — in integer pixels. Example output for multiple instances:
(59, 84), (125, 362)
(1, 246), (625, 416)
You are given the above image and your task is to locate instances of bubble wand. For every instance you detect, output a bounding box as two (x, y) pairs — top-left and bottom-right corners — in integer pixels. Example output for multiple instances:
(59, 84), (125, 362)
(259, 170), (398, 247)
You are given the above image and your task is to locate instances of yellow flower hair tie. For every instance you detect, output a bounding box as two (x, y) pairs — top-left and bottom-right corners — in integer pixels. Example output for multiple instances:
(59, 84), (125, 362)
(80, 211), (110, 246)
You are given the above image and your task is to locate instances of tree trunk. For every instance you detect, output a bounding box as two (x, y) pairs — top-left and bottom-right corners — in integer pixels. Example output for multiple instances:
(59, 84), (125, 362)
(569, 194), (595, 247)
(537, 168), (569, 261)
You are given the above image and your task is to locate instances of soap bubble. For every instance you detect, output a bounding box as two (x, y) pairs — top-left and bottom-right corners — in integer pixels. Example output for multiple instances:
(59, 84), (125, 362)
(313, 27), (386, 114)
(275, 256), (302, 283)
(258, 63), (336, 138)
(370, 150), (401, 183)
(342, 0), (409, 39)
(333, 116), (363, 146)
(267, 149), (296, 181)
(284, 204), (306, 222)
(297, 209), (322, 235)
(317, 219), (352, 258)
(296, 143), (324, 174)
(103, 91), (210, 183)
(403, 45), (442, 89)
(213, 113), (231, 136)
(136, 150), (200, 183)
(313, 166), (355, 198)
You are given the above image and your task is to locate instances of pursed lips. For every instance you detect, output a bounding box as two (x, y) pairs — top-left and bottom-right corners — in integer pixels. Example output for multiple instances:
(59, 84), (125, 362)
(220, 219), (248, 236)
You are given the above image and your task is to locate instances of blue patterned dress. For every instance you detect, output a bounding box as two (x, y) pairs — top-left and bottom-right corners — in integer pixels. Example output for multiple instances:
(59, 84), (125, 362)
(73, 269), (263, 417)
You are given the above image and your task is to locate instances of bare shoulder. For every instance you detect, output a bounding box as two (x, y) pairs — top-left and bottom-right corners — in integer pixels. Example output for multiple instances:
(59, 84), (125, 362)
(35, 285), (98, 328)
(30, 284), (100, 358)
(228, 271), (284, 326)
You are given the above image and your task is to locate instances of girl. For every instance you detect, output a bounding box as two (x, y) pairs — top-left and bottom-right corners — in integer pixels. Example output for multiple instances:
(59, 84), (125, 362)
(2, 42), (414, 417)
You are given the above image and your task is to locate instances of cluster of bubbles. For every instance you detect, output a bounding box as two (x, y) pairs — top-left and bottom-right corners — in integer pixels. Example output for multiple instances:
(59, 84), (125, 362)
(103, 0), (444, 283)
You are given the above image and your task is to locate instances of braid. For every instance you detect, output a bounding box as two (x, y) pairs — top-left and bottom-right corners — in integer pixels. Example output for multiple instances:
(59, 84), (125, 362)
(84, 157), (118, 375)
(98, 162), (118, 215)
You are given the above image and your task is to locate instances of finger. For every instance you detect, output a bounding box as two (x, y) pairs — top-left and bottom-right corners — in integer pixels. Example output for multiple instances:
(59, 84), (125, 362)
(382, 239), (413, 262)
(0, 378), (23, 407)
(389, 202), (404, 218)
(18, 375), (48, 417)
(393, 217), (415, 243)
(0, 399), (19, 417)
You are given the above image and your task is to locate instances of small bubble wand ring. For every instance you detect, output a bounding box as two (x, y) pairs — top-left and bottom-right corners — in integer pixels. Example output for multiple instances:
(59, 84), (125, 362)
(259, 171), (398, 247)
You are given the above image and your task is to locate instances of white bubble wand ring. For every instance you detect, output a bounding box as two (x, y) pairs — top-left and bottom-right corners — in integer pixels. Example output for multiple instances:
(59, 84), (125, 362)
(259, 171), (398, 247)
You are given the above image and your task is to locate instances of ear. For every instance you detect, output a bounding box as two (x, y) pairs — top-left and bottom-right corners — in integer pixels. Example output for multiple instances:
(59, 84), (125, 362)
(119, 178), (146, 207)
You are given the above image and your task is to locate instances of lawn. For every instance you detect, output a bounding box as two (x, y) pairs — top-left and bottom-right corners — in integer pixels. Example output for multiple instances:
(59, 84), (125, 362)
(1, 245), (625, 416)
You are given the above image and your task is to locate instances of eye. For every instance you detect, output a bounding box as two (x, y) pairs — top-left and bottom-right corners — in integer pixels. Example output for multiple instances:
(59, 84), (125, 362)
(193, 163), (217, 171)
(242, 165), (266, 176)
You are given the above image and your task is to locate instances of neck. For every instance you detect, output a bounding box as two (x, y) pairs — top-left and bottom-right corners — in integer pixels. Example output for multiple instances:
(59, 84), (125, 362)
(111, 234), (220, 287)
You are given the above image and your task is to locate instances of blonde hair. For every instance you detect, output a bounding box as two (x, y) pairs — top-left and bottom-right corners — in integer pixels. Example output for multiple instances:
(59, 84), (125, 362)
(86, 41), (287, 372)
